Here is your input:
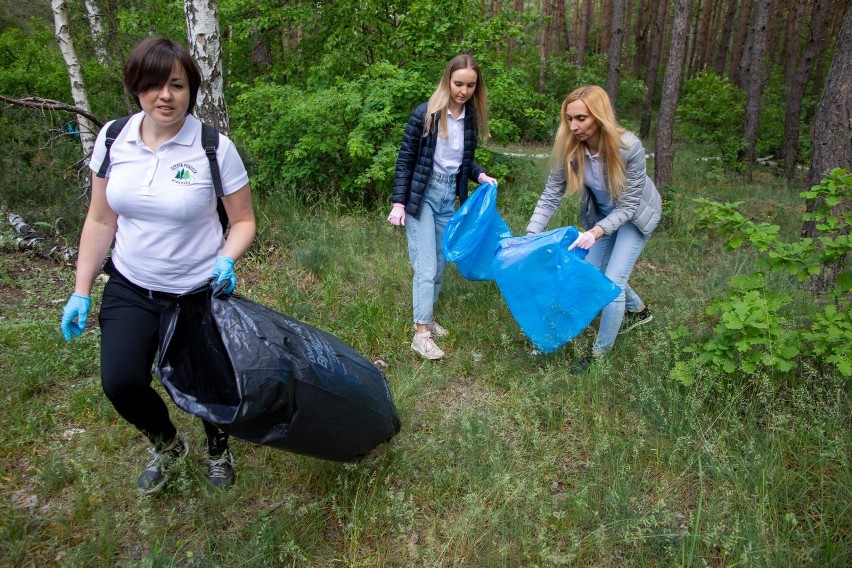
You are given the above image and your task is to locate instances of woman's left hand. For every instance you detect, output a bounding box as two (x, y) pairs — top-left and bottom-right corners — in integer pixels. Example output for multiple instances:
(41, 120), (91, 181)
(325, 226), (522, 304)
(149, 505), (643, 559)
(568, 231), (596, 250)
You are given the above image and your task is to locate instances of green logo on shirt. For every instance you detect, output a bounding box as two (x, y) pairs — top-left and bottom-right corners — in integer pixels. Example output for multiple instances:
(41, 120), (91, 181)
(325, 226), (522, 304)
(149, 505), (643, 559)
(171, 162), (197, 185)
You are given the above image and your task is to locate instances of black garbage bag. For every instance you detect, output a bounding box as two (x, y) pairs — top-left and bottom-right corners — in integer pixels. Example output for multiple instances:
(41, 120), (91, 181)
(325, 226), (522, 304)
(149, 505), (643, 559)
(154, 282), (401, 462)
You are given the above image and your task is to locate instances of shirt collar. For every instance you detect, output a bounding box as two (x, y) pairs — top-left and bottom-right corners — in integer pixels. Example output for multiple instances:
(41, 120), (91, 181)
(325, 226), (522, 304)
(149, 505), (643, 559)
(127, 112), (198, 147)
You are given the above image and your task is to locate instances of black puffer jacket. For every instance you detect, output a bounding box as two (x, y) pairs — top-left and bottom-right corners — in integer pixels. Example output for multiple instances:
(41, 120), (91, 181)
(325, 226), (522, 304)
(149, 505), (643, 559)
(391, 102), (485, 219)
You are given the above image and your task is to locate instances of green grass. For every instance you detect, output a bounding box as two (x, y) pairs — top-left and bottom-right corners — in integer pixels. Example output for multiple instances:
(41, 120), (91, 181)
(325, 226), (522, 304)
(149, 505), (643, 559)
(1, 149), (849, 566)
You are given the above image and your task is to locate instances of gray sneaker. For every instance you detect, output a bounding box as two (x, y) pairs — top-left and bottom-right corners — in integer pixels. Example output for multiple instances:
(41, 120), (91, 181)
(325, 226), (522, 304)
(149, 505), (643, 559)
(619, 307), (653, 334)
(411, 331), (445, 360)
(137, 437), (189, 494)
(428, 320), (449, 337)
(207, 448), (235, 489)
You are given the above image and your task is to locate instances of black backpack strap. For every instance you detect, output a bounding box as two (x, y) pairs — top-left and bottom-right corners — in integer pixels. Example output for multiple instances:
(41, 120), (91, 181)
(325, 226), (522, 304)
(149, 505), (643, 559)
(201, 123), (224, 198)
(201, 123), (229, 232)
(96, 115), (132, 179)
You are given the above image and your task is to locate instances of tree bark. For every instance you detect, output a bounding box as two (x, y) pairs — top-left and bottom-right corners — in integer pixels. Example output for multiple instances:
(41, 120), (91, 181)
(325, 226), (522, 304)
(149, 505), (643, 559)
(639, 0), (669, 139)
(83, 0), (108, 64)
(713, 0), (737, 76)
(52, 0), (97, 159)
(605, 0), (625, 109)
(802, 2), (852, 293)
(742, 0), (772, 167)
(731, 0), (753, 85)
(577, 0), (592, 66)
(184, 0), (229, 134)
(782, 0), (831, 178)
(538, 0), (552, 93)
(654, 0), (692, 189)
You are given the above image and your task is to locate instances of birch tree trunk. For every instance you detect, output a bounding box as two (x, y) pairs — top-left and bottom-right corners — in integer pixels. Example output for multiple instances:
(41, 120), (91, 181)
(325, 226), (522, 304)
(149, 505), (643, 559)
(184, 0), (229, 134)
(84, 0), (108, 64)
(653, 0), (691, 190)
(52, 0), (97, 159)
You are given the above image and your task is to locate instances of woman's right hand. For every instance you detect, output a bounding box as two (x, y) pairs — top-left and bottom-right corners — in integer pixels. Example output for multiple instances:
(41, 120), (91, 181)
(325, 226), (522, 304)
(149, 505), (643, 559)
(61, 294), (92, 341)
(387, 203), (406, 226)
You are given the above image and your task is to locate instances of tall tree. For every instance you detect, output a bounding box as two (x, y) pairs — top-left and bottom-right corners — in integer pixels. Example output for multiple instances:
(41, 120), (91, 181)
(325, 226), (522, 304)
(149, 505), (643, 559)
(605, 0), (625, 108)
(52, 0), (96, 157)
(184, 0), (229, 134)
(782, 0), (831, 178)
(83, 0), (108, 64)
(713, 0), (737, 76)
(538, 0), (552, 93)
(741, 0), (771, 167)
(639, 0), (668, 139)
(801, 2), (852, 293)
(654, 0), (691, 189)
(730, 0), (753, 85)
(576, 0), (592, 66)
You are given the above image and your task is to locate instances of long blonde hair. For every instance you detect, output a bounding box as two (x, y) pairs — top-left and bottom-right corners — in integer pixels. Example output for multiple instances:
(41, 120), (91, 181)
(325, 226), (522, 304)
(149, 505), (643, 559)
(552, 85), (627, 198)
(424, 54), (490, 140)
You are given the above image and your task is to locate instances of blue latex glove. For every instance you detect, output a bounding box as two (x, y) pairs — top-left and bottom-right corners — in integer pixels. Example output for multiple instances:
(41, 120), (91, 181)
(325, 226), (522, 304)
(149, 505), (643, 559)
(212, 255), (237, 294)
(61, 294), (92, 341)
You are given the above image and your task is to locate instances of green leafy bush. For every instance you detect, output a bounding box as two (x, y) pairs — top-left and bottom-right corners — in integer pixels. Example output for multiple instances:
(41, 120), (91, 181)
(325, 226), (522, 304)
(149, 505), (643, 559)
(676, 71), (745, 168)
(673, 169), (852, 386)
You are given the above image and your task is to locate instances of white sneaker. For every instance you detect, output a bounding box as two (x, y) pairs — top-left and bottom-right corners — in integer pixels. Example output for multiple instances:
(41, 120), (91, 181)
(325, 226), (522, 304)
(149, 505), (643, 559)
(428, 320), (449, 337)
(411, 331), (445, 360)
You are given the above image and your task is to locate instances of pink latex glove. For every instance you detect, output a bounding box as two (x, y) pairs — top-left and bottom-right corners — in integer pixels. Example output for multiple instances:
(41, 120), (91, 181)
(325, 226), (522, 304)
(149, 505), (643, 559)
(478, 172), (497, 185)
(568, 230), (596, 250)
(387, 203), (406, 226)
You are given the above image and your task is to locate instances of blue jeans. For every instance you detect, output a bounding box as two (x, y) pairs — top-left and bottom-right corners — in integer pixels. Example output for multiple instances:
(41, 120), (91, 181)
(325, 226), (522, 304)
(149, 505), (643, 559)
(406, 172), (457, 325)
(584, 220), (648, 354)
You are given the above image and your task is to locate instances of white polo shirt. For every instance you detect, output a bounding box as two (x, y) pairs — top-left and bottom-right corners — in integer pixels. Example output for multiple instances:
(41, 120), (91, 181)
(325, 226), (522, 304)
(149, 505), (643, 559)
(89, 112), (249, 293)
(433, 107), (465, 175)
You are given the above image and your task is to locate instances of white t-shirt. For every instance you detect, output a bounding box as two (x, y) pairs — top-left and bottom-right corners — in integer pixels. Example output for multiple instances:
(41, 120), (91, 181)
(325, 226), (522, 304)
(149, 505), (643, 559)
(433, 107), (465, 175)
(89, 112), (249, 293)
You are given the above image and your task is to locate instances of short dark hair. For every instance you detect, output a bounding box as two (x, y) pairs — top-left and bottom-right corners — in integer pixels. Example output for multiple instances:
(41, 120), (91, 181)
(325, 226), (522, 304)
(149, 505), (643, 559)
(123, 37), (202, 115)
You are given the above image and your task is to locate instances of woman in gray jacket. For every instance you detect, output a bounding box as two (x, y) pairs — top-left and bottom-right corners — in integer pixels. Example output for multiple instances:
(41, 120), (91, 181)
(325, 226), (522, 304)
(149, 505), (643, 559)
(526, 85), (661, 371)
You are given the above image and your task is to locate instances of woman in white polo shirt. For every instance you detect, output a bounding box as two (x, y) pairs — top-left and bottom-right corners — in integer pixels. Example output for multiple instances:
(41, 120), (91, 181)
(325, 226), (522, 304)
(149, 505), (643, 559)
(60, 38), (256, 493)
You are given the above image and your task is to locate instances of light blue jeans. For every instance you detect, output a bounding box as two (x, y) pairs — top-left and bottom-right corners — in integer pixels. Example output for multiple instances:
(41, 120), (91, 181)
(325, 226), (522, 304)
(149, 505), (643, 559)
(584, 220), (648, 354)
(406, 172), (457, 325)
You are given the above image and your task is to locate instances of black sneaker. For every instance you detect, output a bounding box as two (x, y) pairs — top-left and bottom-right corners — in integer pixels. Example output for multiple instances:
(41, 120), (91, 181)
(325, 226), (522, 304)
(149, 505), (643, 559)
(619, 307), (653, 334)
(568, 354), (598, 375)
(207, 448), (235, 489)
(137, 437), (189, 494)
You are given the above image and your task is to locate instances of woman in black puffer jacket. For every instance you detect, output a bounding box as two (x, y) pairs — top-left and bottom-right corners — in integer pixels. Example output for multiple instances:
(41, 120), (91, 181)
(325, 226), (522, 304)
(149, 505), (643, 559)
(387, 54), (497, 360)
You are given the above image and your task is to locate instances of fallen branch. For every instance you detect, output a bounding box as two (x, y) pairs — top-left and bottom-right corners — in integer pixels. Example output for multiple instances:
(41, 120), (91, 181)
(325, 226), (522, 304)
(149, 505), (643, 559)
(3, 208), (77, 264)
(0, 95), (103, 128)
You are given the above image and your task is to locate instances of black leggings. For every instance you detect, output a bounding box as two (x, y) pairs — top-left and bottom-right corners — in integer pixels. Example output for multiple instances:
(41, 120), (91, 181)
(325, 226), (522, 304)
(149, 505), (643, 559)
(98, 263), (228, 455)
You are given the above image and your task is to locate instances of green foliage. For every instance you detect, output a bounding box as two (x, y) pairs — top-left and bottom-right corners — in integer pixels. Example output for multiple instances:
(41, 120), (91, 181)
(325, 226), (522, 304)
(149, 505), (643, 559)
(0, 23), (68, 100)
(677, 71), (746, 168)
(755, 66), (786, 159)
(674, 169), (852, 385)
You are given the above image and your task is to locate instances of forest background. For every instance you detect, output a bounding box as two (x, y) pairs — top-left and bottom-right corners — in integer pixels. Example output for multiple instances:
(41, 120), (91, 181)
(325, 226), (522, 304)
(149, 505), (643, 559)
(1, 0), (851, 566)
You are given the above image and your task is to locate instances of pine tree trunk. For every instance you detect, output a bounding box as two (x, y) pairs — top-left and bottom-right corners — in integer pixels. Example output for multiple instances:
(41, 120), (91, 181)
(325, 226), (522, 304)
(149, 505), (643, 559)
(730, 0), (754, 86)
(654, 0), (692, 189)
(782, 0), (831, 178)
(184, 0), (229, 134)
(605, 0), (625, 108)
(639, 0), (669, 139)
(713, 0), (737, 76)
(742, 0), (772, 167)
(577, 0), (591, 66)
(802, 3), (852, 293)
(52, 0), (96, 159)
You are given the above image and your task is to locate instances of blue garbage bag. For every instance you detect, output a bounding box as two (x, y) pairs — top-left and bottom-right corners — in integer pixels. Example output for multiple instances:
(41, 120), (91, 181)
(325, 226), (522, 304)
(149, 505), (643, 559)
(493, 226), (620, 354)
(442, 182), (512, 281)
